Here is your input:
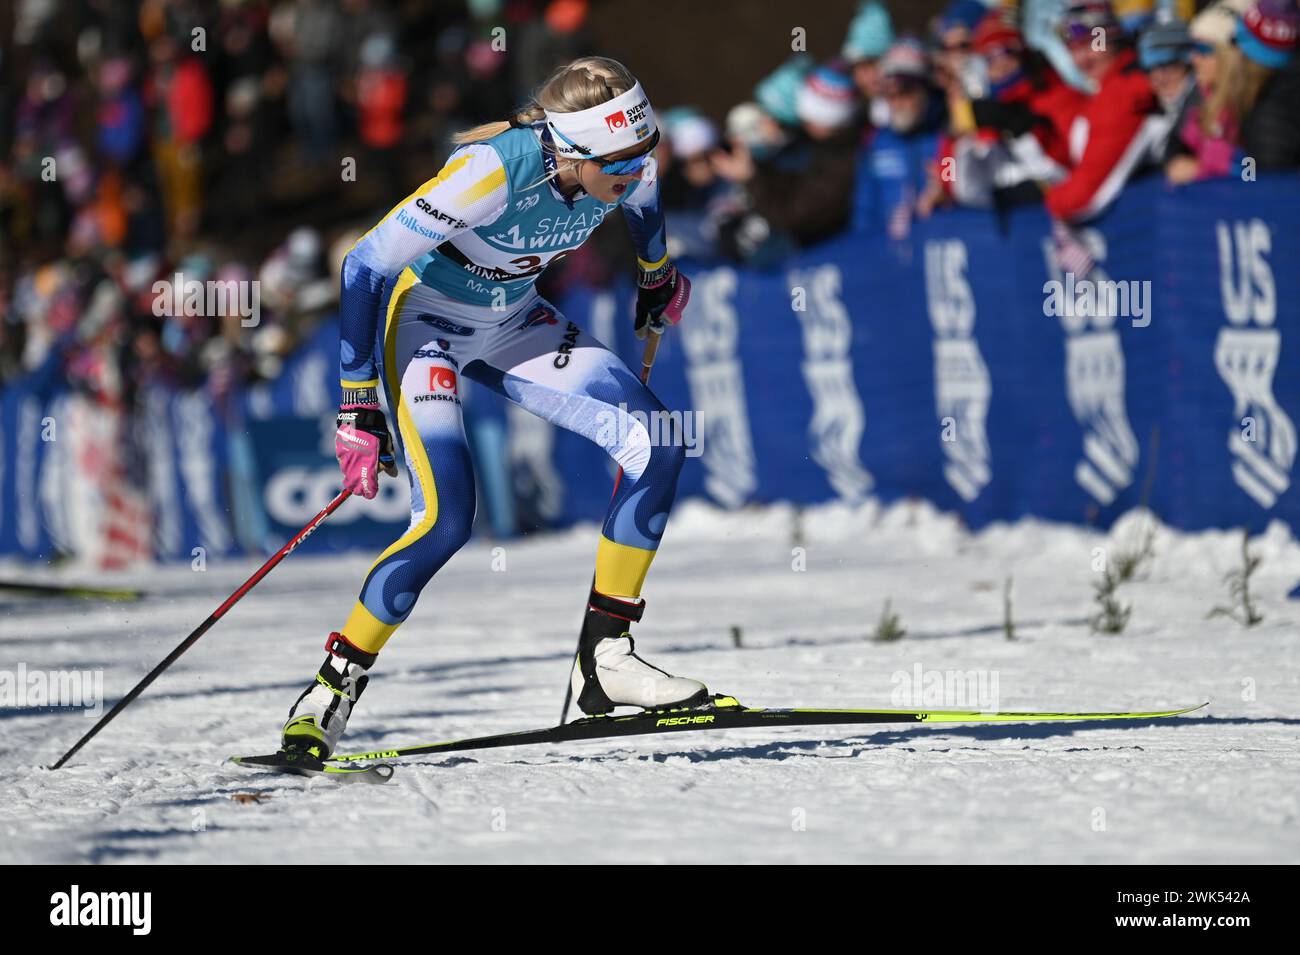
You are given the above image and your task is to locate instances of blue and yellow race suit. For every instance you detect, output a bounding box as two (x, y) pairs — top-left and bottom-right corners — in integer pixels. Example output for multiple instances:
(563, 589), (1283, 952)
(335, 125), (681, 652)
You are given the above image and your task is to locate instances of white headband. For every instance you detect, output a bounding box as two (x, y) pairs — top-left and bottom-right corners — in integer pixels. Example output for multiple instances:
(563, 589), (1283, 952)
(544, 81), (657, 159)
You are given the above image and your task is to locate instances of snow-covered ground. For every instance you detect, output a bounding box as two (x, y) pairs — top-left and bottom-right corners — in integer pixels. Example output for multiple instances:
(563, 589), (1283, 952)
(2, 499), (1297, 864)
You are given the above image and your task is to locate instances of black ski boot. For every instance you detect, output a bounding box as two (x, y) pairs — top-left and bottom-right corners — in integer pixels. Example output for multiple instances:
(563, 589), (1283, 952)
(281, 632), (376, 758)
(570, 590), (708, 716)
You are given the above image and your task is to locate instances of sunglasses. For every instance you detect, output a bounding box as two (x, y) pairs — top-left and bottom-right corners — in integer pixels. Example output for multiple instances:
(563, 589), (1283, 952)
(595, 129), (661, 175)
(1059, 22), (1102, 45)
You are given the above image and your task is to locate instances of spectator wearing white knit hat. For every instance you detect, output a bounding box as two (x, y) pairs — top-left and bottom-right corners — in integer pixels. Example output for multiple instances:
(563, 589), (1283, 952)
(1171, 0), (1253, 183)
(1170, 0), (1300, 181)
(796, 61), (862, 140)
(1189, 0), (1254, 49)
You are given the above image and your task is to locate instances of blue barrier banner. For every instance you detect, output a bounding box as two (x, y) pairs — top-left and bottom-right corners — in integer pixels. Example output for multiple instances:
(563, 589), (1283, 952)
(0, 381), (237, 562)
(142, 385), (238, 562)
(2, 176), (1297, 561)
(555, 175), (1300, 534)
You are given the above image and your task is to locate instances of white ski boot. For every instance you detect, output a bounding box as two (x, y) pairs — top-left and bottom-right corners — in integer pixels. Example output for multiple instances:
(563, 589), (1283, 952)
(570, 590), (708, 715)
(281, 632), (376, 757)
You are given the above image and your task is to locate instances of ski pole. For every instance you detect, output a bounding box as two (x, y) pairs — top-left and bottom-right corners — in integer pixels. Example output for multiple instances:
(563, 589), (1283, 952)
(559, 323), (667, 724)
(49, 488), (353, 770)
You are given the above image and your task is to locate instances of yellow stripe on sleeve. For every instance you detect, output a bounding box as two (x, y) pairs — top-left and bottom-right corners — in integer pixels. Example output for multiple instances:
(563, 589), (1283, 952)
(455, 166), (507, 207)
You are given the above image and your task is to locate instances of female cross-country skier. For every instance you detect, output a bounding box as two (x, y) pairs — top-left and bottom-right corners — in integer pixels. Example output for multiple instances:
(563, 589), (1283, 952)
(279, 57), (707, 758)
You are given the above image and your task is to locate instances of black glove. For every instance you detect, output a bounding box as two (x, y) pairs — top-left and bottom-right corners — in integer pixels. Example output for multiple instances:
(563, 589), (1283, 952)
(972, 98), (1043, 138)
(634, 262), (692, 340)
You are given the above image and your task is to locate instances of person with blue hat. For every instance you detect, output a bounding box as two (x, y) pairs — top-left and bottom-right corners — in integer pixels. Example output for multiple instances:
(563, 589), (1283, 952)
(1138, 11), (1199, 162)
(754, 55), (815, 128)
(1237, 0), (1299, 67)
(935, 0), (994, 98)
(842, 1), (897, 127)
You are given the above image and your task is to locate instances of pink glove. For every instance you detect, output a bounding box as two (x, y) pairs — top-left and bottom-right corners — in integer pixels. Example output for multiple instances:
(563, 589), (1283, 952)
(336, 403), (397, 499)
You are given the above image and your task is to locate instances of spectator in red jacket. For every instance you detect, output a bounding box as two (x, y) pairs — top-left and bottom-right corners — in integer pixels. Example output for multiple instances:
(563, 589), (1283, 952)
(974, 16), (1088, 169)
(355, 33), (407, 151)
(147, 35), (215, 238)
(925, 12), (1087, 212)
(1044, 1), (1161, 223)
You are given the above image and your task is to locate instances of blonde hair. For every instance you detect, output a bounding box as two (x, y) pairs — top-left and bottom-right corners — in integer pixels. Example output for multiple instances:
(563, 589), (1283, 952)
(452, 56), (639, 148)
(1201, 43), (1271, 140)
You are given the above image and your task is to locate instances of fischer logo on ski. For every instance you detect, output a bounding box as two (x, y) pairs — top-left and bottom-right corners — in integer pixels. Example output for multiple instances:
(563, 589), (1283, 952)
(655, 714), (716, 726)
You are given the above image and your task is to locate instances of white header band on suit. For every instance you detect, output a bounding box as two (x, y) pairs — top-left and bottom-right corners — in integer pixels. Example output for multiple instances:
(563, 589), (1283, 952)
(544, 81), (657, 159)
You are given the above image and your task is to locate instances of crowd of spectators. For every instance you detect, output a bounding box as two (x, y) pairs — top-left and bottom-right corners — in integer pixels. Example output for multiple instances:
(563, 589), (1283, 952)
(4, 0), (1299, 410)
(655, 0), (1300, 270)
(1, 0), (590, 402)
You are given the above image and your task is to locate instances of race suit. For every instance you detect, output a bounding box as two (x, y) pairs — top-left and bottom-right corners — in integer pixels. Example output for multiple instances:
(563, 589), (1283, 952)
(336, 124), (681, 652)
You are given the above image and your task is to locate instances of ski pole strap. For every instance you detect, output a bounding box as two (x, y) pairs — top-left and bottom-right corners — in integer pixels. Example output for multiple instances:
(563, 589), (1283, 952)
(588, 589), (645, 622)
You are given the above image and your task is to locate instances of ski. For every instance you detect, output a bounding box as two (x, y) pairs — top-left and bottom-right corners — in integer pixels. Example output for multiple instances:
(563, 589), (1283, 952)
(0, 579), (144, 600)
(230, 751), (395, 782)
(325, 696), (1208, 765)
